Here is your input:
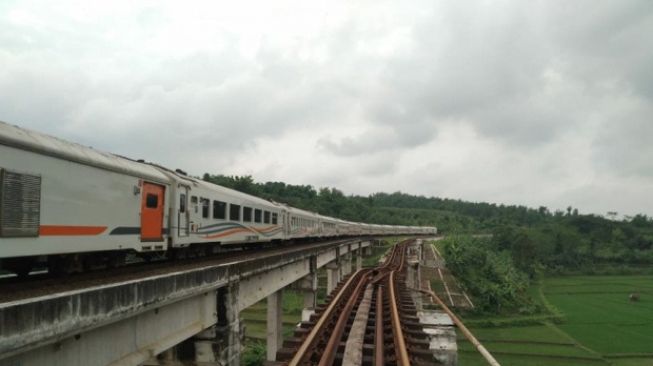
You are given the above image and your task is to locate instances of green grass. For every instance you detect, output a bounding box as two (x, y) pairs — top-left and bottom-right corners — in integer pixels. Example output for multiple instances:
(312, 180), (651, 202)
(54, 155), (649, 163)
(463, 325), (572, 344)
(456, 275), (653, 365)
(241, 289), (305, 340)
(544, 275), (653, 355)
(458, 351), (607, 366)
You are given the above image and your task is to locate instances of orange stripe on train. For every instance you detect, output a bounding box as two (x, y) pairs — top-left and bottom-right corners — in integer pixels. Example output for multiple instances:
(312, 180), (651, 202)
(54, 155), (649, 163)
(40, 225), (108, 236)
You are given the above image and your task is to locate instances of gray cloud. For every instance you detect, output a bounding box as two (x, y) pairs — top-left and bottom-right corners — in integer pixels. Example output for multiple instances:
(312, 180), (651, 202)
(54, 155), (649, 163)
(0, 0), (652, 216)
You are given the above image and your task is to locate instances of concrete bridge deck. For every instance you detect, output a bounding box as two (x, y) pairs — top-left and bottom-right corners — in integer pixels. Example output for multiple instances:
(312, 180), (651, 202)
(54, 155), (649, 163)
(0, 238), (375, 366)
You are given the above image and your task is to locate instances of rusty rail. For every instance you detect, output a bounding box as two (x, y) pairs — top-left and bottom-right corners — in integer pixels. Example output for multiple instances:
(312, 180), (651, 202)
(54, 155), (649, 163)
(279, 240), (437, 366)
(420, 289), (501, 366)
(288, 269), (368, 366)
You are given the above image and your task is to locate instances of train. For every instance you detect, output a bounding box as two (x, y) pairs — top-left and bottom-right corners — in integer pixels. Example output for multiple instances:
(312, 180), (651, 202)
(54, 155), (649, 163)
(0, 121), (437, 275)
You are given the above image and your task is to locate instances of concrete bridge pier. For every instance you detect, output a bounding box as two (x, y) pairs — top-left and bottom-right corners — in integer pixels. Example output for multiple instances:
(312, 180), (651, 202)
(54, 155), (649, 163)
(363, 244), (373, 256)
(340, 249), (352, 277)
(326, 260), (341, 294)
(297, 271), (318, 322)
(266, 290), (283, 361)
(356, 242), (364, 270)
(193, 285), (242, 366)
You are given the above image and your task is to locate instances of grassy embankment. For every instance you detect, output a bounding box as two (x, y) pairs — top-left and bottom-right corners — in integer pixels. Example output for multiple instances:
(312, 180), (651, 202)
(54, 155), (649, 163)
(431, 240), (653, 365)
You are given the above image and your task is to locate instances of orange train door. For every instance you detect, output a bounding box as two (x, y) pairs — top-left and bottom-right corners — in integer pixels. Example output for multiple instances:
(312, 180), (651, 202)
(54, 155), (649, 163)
(141, 182), (165, 242)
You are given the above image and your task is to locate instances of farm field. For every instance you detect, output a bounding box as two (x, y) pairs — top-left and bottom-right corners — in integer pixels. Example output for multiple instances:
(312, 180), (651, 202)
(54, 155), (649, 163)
(545, 275), (653, 363)
(459, 275), (653, 365)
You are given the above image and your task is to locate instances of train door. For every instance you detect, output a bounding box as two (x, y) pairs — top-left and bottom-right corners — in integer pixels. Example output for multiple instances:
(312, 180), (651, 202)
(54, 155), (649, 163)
(141, 182), (165, 242)
(178, 185), (189, 237)
(284, 211), (291, 237)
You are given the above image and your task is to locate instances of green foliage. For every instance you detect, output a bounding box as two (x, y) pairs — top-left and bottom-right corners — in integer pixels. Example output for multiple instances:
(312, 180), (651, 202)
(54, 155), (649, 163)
(241, 341), (266, 366)
(440, 235), (535, 313)
(202, 173), (653, 269)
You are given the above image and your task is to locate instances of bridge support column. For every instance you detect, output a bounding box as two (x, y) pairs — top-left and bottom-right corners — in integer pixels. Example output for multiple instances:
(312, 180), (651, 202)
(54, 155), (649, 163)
(194, 285), (242, 366)
(356, 243), (363, 270)
(326, 261), (340, 294)
(194, 326), (218, 363)
(363, 245), (373, 256)
(266, 290), (283, 361)
(297, 271), (318, 322)
(205, 284), (244, 366)
(341, 251), (352, 277)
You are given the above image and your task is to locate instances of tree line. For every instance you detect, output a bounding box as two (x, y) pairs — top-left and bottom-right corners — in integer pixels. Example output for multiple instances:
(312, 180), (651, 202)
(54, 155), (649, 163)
(203, 174), (653, 313)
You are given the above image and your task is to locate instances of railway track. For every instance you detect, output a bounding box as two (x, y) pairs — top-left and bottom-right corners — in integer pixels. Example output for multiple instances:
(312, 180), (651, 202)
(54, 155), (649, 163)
(273, 239), (437, 366)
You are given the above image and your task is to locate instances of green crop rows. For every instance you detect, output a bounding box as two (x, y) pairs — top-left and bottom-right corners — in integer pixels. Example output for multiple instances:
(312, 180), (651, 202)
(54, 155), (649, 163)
(459, 275), (653, 365)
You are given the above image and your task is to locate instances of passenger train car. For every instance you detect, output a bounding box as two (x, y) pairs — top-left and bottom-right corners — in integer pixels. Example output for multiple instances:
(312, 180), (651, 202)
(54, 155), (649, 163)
(0, 121), (437, 275)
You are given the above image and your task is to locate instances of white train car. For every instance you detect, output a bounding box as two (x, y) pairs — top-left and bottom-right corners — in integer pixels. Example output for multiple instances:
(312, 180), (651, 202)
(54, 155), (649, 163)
(318, 214), (338, 238)
(286, 206), (320, 239)
(167, 174), (286, 247)
(0, 121), (172, 274)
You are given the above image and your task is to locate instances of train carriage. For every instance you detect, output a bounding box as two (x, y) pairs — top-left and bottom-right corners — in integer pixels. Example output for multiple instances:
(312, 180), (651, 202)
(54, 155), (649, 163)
(286, 206), (320, 239)
(167, 175), (286, 247)
(318, 214), (339, 238)
(0, 121), (172, 274)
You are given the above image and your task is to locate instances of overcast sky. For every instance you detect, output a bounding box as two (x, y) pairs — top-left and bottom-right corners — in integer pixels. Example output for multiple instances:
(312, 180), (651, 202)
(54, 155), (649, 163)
(1, 1), (652, 217)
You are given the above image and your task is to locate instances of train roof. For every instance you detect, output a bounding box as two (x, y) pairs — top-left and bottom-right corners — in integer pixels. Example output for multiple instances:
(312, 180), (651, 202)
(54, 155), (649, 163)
(285, 206), (321, 218)
(0, 121), (169, 183)
(173, 176), (282, 208)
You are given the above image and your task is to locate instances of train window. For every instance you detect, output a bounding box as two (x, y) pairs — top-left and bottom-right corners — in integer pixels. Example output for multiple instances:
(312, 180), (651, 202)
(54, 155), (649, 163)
(145, 194), (158, 208)
(201, 198), (210, 218)
(179, 194), (186, 213)
(213, 200), (226, 219)
(191, 196), (198, 213)
(230, 204), (241, 221)
(272, 213), (278, 225)
(243, 207), (252, 222)
(264, 211), (270, 224)
(254, 208), (262, 223)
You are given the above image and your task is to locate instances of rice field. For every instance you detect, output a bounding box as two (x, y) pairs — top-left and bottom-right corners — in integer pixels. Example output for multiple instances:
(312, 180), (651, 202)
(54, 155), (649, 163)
(460, 275), (653, 365)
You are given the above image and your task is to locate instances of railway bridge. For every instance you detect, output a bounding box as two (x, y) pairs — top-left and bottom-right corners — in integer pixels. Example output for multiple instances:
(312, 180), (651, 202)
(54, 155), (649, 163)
(0, 237), (473, 366)
(0, 239), (374, 366)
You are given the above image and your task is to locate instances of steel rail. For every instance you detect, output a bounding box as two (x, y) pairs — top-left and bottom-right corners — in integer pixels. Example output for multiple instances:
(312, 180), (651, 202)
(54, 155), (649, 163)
(421, 289), (501, 366)
(288, 269), (366, 366)
(319, 271), (371, 366)
(374, 285), (385, 366)
(389, 270), (411, 366)
(287, 239), (419, 366)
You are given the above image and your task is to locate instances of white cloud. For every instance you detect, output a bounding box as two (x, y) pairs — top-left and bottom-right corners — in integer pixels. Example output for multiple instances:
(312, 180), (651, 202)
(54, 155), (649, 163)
(0, 0), (652, 216)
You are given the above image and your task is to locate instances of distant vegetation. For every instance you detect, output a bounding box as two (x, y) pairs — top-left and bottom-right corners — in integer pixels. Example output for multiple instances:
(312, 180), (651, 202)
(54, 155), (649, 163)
(209, 174), (653, 364)
(204, 174), (653, 310)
